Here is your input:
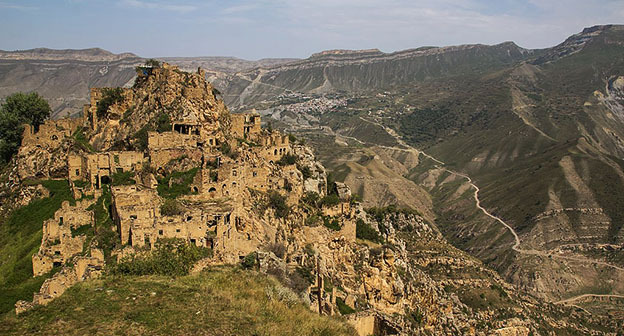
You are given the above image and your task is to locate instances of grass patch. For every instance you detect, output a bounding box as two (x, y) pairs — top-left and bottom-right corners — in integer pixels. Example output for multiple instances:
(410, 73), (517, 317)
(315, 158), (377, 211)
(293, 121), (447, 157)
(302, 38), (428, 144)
(336, 297), (356, 315)
(72, 127), (94, 153)
(0, 180), (73, 314)
(322, 216), (341, 231)
(111, 240), (211, 277)
(110, 171), (136, 186)
(157, 168), (198, 199)
(0, 267), (356, 336)
(355, 219), (382, 243)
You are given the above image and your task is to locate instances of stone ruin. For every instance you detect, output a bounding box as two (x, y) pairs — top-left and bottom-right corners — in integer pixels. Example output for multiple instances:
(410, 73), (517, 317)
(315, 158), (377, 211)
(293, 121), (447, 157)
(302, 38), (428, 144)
(16, 62), (359, 316)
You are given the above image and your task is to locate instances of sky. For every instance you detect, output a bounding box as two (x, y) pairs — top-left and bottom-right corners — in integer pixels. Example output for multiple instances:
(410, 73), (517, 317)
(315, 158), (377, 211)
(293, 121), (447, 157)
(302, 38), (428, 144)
(0, 0), (623, 60)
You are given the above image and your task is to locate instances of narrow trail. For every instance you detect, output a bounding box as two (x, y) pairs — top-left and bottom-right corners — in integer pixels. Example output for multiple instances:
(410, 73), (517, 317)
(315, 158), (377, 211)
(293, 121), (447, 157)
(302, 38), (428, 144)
(556, 294), (624, 305)
(343, 116), (624, 303)
(355, 116), (624, 270)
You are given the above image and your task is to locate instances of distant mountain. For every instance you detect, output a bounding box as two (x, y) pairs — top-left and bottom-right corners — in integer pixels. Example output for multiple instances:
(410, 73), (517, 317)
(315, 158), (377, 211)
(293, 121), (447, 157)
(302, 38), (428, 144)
(0, 48), (139, 61)
(0, 48), (142, 118)
(213, 42), (536, 108)
(0, 49), (297, 119)
(161, 56), (298, 74)
(251, 24), (624, 303)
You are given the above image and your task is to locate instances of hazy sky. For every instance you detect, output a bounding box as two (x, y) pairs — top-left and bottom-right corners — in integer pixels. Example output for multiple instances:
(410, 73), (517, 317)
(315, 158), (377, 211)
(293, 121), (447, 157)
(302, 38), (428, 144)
(0, 0), (622, 59)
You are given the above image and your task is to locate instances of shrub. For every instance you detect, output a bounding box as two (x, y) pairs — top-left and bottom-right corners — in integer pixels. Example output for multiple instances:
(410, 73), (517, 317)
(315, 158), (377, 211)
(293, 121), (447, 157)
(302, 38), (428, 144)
(111, 171), (135, 186)
(72, 179), (90, 189)
(111, 240), (210, 276)
(356, 219), (382, 243)
(295, 266), (315, 284)
(156, 112), (172, 133)
(96, 88), (124, 119)
(220, 141), (231, 156)
(277, 154), (298, 166)
(268, 191), (290, 219)
(241, 252), (257, 269)
(323, 216), (341, 231)
(145, 58), (161, 67)
(133, 125), (152, 151)
(157, 168), (198, 199)
(72, 127), (94, 153)
(406, 308), (424, 326)
(319, 194), (340, 207)
(301, 166), (312, 179)
(301, 192), (320, 207)
(0, 92), (51, 163)
(305, 215), (321, 227)
(161, 199), (182, 216)
(336, 297), (356, 315)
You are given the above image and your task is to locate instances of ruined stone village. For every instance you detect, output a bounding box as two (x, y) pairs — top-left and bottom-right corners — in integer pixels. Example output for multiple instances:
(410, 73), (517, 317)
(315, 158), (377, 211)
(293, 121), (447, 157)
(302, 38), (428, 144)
(10, 63), (383, 331)
(8, 63), (570, 336)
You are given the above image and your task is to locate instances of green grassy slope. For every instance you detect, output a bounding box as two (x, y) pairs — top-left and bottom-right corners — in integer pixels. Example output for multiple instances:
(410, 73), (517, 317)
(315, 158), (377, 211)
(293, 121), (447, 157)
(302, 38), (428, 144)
(0, 266), (356, 336)
(0, 180), (74, 314)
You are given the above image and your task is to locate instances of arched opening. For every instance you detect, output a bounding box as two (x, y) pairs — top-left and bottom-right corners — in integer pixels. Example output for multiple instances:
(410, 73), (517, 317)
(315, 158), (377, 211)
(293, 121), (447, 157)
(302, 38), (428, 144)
(274, 149), (278, 155)
(193, 186), (199, 193)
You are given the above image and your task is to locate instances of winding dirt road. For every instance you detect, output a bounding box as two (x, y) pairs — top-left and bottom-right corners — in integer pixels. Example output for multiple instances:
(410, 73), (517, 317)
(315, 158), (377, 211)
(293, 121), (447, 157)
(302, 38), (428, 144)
(350, 116), (624, 305)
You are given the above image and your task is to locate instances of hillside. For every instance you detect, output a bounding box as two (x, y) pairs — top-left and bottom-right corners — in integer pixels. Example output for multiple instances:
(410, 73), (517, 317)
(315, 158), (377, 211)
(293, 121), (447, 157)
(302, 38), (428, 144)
(212, 42), (535, 109)
(0, 267), (356, 336)
(1, 61), (620, 335)
(0, 48), (141, 119)
(208, 25), (624, 311)
(0, 49), (296, 119)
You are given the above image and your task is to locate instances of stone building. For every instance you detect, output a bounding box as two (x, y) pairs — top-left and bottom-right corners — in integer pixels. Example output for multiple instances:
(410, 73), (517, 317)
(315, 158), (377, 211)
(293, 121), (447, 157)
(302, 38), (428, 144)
(257, 131), (291, 163)
(69, 151), (144, 189)
(231, 112), (262, 140)
(110, 185), (161, 246)
(21, 118), (83, 148)
(147, 131), (205, 168)
(110, 185), (239, 250)
(32, 200), (93, 276)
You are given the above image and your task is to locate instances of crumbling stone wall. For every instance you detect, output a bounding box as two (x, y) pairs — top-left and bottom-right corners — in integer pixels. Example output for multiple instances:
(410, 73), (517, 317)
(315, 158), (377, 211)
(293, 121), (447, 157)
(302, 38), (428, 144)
(82, 151), (144, 189)
(111, 185), (160, 245)
(17, 249), (104, 315)
(32, 200), (93, 276)
(231, 112), (261, 140)
(21, 118), (83, 148)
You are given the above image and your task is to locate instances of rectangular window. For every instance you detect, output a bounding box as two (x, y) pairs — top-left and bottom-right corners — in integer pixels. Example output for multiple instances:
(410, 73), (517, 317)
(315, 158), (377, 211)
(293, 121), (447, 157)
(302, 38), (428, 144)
(75, 169), (80, 176)
(158, 230), (163, 235)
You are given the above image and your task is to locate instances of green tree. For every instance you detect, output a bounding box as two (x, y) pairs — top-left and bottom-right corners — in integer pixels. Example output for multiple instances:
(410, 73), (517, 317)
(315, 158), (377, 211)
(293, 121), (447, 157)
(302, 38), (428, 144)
(0, 92), (51, 164)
